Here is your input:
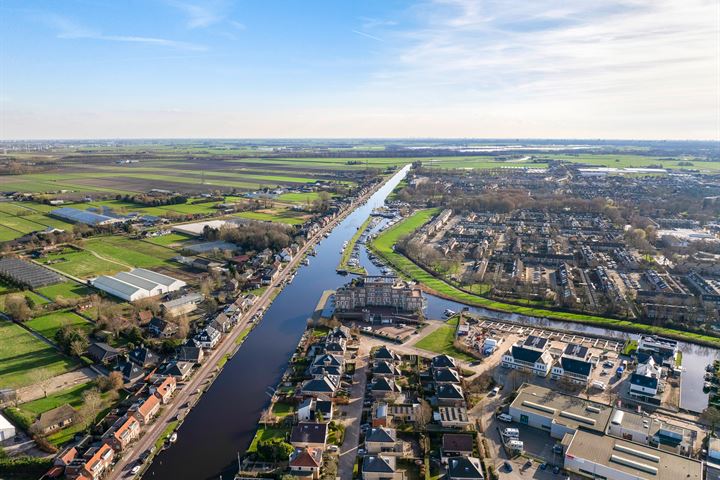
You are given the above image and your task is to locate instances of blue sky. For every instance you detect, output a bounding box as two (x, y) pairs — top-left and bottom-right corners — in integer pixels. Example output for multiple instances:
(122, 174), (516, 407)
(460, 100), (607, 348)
(1, 0), (718, 139)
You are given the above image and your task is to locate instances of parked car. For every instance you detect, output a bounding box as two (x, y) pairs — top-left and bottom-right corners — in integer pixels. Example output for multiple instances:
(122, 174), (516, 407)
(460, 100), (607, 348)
(497, 413), (513, 422)
(504, 461), (513, 472)
(539, 463), (548, 470)
(490, 386), (501, 396)
(553, 466), (561, 474)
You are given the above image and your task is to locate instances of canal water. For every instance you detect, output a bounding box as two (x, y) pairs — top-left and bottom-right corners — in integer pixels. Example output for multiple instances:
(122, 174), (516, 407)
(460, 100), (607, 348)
(145, 165), (412, 480)
(147, 164), (716, 479)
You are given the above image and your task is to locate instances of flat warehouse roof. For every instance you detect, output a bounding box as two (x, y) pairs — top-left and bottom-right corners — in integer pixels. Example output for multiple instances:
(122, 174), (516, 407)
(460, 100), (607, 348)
(510, 383), (613, 433)
(565, 429), (702, 480)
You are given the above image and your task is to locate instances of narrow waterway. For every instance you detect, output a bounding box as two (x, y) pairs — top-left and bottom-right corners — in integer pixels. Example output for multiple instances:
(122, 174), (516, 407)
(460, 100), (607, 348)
(145, 165), (412, 480)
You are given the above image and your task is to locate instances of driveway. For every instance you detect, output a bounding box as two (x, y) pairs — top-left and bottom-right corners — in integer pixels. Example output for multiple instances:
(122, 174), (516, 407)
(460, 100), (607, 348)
(338, 353), (368, 479)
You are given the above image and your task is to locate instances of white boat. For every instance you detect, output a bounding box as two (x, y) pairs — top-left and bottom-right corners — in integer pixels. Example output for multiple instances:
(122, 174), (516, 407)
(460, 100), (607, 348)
(443, 309), (456, 317)
(169, 432), (178, 443)
(302, 258), (310, 266)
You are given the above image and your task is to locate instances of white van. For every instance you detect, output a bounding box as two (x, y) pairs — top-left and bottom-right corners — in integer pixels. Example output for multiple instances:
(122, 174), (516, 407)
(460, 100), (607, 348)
(507, 440), (524, 451)
(502, 428), (520, 438)
(497, 413), (513, 423)
(490, 386), (501, 396)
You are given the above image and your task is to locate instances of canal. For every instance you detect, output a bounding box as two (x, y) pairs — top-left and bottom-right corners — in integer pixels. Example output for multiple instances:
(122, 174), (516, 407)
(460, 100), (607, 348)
(147, 164), (717, 479)
(145, 165), (412, 480)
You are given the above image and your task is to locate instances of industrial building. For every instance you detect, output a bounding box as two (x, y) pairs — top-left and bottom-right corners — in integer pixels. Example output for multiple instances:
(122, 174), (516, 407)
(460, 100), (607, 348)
(508, 383), (612, 439)
(606, 408), (694, 456)
(91, 268), (186, 301)
(562, 429), (702, 480)
(51, 207), (122, 226)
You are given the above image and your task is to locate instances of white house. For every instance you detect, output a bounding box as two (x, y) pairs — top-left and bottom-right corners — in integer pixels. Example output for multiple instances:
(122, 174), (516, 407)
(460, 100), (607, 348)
(501, 335), (553, 377)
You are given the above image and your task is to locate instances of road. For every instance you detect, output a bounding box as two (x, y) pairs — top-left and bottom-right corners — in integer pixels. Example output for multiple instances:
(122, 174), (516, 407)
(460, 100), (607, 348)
(337, 351), (368, 479)
(107, 179), (387, 479)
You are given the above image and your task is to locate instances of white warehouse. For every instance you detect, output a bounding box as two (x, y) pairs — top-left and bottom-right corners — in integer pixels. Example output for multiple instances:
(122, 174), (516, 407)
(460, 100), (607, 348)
(91, 268), (186, 301)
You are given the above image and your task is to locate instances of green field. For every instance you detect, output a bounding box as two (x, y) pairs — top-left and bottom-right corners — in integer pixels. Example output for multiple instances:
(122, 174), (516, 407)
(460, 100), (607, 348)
(0, 290), (50, 312)
(144, 232), (194, 246)
(82, 236), (177, 269)
(0, 320), (78, 389)
(276, 192), (327, 203)
(39, 248), (126, 279)
(15, 382), (93, 417)
(414, 323), (474, 362)
(234, 210), (306, 225)
(35, 281), (92, 301)
(370, 210), (720, 348)
(25, 311), (93, 342)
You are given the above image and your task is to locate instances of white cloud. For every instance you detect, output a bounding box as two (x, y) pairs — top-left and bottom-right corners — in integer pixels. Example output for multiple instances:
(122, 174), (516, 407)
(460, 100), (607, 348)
(40, 13), (206, 51)
(165, 1), (228, 29)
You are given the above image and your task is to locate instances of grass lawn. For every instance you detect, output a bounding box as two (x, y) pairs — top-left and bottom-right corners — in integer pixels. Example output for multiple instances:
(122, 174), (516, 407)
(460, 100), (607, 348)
(272, 401), (294, 418)
(235, 325), (253, 345)
(155, 421), (180, 451)
(246, 426), (289, 453)
(413, 324), (475, 362)
(36, 281), (92, 301)
(0, 320), (78, 389)
(370, 209), (720, 349)
(25, 311), (93, 342)
(276, 192), (327, 203)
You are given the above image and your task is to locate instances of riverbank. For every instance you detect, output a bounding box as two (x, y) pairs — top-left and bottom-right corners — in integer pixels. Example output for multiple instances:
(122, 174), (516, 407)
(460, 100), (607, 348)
(369, 209), (720, 349)
(337, 216), (372, 274)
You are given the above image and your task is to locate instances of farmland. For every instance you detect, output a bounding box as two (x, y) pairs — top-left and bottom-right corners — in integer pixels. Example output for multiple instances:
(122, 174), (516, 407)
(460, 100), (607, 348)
(0, 320), (78, 389)
(25, 311), (93, 342)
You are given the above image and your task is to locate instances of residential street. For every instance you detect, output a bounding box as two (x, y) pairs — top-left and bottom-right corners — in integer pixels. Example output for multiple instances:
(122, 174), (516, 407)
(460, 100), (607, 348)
(337, 352), (368, 479)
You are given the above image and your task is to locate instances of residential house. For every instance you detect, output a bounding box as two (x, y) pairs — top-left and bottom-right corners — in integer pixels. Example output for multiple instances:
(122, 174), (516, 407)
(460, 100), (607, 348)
(177, 345), (204, 364)
(129, 346), (160, 368)
(501, 335), (553, 377)
(447, 456), (484, 480)
(441, 434), (474, 463)
(210, 313), (234, 334)
(103, 415), (140, 452)
(147, 317), (178, 338)
(194, 326), (221, 349)
(288, 447), (323, 479)
(86, 342), (120, 364)
(433, 367), (461, 385)
(362, 455), (400, 480)
(373, 361), (401, 378)
(437, 406), (470, 429)
(65, 443), (114, 480)
(163, 361), (193, 381)
(297, 397), (334, 422)
(374, 346), (401, 363)
(629, 357), (663, 405)
(370, 377), (402, 399)
(131, 394), (160, 425)
(112, 359), (145, 383)
(551, 343), (594, 385)
(301, 376), (339, 400)
(151, 376), (177, 404)
(365, 427), (399, 454)
(34, 404), (76, 435)
(436, 384), (465, 407)
(290, 422), (328, 449)
(431, 354), (457, 370)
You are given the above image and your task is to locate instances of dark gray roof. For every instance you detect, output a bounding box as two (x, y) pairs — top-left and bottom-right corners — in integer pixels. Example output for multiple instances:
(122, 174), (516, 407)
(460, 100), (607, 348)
(442, 434), (474, 453)
(522, 335), (547, 350)
(373, 361), (399, 375)
(432, 354), (457, 369)
(362, 455), (395, 474)
(290, 422), (327, 444)
(560, 357), (592, 376)
(302, 377), (336, 393)
(371, 377), (397, 392)
(433, 367), (460, 383)
(366, 427), (395, 443)
(374, 346), (398, 361)
(631, 372), (659, 389)
(447, 456), (483, 479)
(87, 342), (120, 362)
(564, 343), (589, 359)
(437, 384), (464, 400)
(510, 345), (543, 364)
